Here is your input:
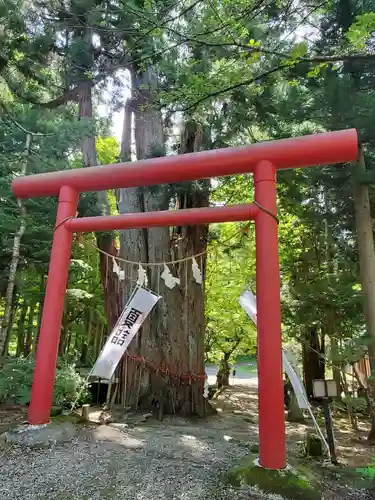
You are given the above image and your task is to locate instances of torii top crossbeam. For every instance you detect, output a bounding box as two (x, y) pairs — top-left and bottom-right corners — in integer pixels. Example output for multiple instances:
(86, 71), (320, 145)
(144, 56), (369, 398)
(12, 129), (357, 198)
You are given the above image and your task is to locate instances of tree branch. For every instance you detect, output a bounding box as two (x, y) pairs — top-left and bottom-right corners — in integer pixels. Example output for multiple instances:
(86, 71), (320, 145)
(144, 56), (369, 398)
(122, 4), (375, 67)
(179, 63), (289, 112)
(157, 25), (375, 65)
(0, 101), (54, 136)
(37, 87), (81, 108)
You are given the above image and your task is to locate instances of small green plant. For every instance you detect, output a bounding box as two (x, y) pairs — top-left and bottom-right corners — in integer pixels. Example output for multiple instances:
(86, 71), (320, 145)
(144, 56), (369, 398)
(305, 434), (323, 458)
(0, 357), (90, 407)
(342, 395), (368, 413)
(54, 361), (90, 406)
(0, 357), (35, 404)
(356, 456), (375, 482)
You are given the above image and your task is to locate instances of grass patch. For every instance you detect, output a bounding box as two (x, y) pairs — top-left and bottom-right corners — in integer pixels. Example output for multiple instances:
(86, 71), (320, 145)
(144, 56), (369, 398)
(240, 364), (257, 374)
(356, 456), (375, 486)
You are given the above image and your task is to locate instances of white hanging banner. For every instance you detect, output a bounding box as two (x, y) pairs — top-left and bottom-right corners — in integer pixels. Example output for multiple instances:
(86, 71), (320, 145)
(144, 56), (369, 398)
(239, 289), (308, 409)
(91, 287), (161, 379)
(282, 351), (309, 410)
(239, 289), (257, 324)
(239, 289), (330, 456)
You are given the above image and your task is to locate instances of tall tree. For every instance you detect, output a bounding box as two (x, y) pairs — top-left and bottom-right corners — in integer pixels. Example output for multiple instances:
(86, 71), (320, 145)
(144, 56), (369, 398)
(353, 147), (375, 439)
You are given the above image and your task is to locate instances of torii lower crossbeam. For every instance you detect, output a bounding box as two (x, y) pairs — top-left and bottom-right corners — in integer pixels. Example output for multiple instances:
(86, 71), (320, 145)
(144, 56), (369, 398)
(11, 129), (358, 471)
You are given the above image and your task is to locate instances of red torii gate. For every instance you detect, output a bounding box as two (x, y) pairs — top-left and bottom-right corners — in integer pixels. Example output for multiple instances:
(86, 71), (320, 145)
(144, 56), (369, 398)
(12, 129), (358, 470)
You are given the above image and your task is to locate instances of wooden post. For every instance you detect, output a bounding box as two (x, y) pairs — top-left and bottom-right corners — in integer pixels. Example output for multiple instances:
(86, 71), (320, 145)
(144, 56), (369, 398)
(323, 398), (338, 464)
(82, 404), (90, 421)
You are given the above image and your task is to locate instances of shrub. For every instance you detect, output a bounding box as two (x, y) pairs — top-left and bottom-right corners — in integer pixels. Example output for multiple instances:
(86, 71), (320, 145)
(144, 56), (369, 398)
(54, 362), (90, 407)
(0, 357), (90, 407)
(356, 457), (375, 483)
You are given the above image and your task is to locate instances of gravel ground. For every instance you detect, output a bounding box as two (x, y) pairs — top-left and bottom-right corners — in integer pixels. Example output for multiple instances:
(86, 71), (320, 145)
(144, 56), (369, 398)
(0, 384), (374, 500)
(0, 418), (264, 500)
(0, 417), (373, 500)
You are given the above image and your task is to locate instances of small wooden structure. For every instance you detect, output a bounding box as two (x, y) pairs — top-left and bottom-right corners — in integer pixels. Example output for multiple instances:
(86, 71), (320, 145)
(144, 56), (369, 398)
(356, 355), (371, 379)
(353, 354), (370, 388)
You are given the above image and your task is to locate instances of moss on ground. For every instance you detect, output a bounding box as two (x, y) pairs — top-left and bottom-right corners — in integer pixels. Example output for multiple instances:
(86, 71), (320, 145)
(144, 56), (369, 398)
(50, 412), (84, 425)
(223, 455), (322, 500)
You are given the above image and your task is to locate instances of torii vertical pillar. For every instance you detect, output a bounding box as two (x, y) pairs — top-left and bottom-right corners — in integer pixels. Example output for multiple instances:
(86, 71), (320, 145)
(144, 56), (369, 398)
(28, 186), (78, 424)
(255, 161), (285, 469)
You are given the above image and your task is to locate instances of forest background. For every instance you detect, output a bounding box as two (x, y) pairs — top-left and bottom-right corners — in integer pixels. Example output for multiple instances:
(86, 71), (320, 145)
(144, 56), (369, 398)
(1, 0), (375, 432)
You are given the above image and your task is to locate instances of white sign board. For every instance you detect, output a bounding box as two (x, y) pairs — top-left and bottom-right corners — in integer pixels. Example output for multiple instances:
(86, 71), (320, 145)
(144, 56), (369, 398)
(313, 379), (338, 399)
(91, 287), (160, 379)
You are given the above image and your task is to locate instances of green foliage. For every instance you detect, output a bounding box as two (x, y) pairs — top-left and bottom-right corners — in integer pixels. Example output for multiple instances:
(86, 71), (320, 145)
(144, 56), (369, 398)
(0, 100), (112, 361)
(342, 396), (368, 413)
(0, 358), (89, 406)
(0, 0), (374, 396)
(356, 457), (375, 481)
(348, 12), (375, 50)
(96, 136), (119, 166)
(205, 175), (257, 363)
(53, 362), (90, 407)
(291, 41), (309, 59)
(0, 357), (35, 404)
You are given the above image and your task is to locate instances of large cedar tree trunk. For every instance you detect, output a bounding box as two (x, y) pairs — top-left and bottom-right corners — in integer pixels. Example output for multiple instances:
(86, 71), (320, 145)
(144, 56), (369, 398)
(117, 68), (210, 416)
(353, 148), (375, 440)
(78, 81), (123, 331)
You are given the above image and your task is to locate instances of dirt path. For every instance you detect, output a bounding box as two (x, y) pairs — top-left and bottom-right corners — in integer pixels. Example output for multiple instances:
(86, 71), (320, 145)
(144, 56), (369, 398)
(0, 385), (374, 500)
(0, 404), (27, 434)
(214, 384), (375, 469)
(205, 363), (258, 386)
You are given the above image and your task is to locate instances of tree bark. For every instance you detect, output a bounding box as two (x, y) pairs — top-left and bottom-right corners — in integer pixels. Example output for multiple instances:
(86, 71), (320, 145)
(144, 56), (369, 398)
(2, 290), (17, 357)
(16, 302), (28, 357)
(32, 273), (45, 355)
(81, 309), (93, 364)
(120, 98), (132, 162)
(24, 300), (36, 357)
(217, 352), (231, 388)
(353, 147), (375, 440)
(302, 326), (325, 399)
(352, 361), (371, 413)
(59, 304), (69, 357)
(118, 68), (211, 416)
(0, 133), (31, 357)
(215, 336), (241, 389)
(323, 189), (342, 397)
(330, 333), (342, 397)
(78, 80), (123, 331)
